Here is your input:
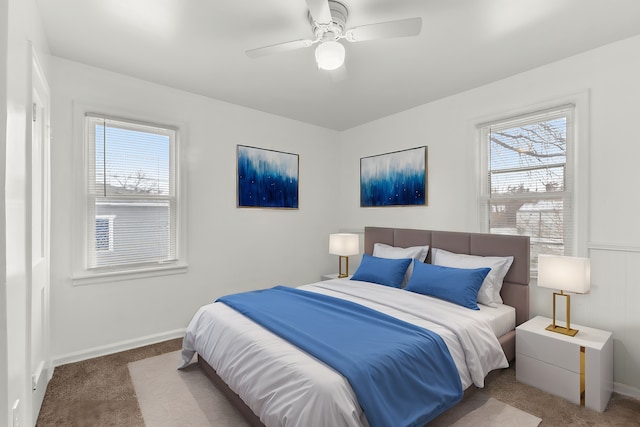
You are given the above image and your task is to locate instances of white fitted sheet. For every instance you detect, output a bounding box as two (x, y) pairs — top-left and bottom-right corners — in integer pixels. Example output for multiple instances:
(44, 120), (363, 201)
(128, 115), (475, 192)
(476, 302), (516, 338)
(180, 279), (509, 427)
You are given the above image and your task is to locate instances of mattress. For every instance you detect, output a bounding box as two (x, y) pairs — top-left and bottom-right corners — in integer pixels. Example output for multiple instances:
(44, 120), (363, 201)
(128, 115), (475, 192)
(181, 279), (509, 427)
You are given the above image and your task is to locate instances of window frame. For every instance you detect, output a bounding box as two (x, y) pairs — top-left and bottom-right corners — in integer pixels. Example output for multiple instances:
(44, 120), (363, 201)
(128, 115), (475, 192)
(72, 105), (187, 285)
(475, 93), (590, 274)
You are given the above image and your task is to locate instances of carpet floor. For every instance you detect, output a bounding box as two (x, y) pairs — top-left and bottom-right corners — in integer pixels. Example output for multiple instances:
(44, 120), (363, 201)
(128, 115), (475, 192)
(37, 338), (640, 426)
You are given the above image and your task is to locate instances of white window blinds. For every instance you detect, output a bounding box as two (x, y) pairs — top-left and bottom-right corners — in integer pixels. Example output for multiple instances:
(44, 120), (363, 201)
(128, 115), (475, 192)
(85, 114), (177, 270)
(480, 105), (575, 272)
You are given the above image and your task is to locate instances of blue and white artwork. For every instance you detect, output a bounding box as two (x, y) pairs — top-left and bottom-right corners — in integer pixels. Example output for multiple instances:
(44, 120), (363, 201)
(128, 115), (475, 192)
(237, 145), (299, 209)
(360, 146), (427, 207)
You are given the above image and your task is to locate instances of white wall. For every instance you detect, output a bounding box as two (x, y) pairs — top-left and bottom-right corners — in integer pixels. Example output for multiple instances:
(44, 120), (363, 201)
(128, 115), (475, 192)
(49, 58), (340, 363)
(337, 35), (640, 397)
(2, 0), (50, 425)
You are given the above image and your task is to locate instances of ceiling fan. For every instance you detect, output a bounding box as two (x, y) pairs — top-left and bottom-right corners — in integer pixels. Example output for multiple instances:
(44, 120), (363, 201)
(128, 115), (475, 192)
(246, 0), (422, 71)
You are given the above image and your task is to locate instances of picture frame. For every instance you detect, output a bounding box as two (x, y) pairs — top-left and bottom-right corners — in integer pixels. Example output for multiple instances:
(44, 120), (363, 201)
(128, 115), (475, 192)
(237, 145), (299, 209)
(360, 146), (427, 207)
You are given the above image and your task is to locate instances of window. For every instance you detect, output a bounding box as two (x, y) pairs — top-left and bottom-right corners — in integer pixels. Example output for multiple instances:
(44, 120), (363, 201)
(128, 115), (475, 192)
(480, 105), (576, 272)
(85, 114), (179, 271)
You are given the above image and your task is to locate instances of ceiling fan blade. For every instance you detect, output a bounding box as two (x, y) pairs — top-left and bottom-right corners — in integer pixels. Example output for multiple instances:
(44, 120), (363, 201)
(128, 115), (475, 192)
(345, 17), (422, 42)
(246, 39), (314, 59)
(306, 0), (332, 25)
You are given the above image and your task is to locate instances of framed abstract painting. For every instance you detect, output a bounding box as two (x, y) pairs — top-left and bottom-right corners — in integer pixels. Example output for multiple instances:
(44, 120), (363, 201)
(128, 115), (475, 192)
(360, 146), (427, 207)
(237, 145), (299, 209)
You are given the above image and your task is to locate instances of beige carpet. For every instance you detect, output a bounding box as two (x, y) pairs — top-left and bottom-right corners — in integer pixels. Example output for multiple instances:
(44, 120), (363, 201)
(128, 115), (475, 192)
(428, 392), (541, 426)
(128, 351), (249, 426)
(129, 351), (541, 427)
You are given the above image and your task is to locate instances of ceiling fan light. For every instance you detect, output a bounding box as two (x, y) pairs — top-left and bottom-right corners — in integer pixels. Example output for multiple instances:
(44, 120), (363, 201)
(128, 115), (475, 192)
(315, 41), (345, 71)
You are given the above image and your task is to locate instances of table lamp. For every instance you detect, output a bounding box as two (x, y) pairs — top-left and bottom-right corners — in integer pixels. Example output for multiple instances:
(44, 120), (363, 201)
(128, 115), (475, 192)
(329, 233), (360, 278)
(537, 254), (591, 336)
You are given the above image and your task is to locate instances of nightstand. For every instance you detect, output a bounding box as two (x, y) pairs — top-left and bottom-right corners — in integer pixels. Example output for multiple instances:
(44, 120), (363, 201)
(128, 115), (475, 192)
(321, 273), (352, 280)
(516, 316), (613, 412)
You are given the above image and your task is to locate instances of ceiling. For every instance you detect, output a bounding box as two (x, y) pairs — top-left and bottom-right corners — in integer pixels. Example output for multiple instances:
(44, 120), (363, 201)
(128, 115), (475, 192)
(36, 0), (640, 131)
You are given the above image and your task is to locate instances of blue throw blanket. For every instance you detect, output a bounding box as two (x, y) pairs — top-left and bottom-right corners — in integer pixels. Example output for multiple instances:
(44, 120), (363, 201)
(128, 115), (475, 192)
(217, 286), (463, 427)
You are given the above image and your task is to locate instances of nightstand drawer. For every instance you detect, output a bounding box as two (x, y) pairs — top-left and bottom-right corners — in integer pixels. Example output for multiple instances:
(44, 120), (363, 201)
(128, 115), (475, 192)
(516, 327), (579, 373)
(516, 353), (581, 405)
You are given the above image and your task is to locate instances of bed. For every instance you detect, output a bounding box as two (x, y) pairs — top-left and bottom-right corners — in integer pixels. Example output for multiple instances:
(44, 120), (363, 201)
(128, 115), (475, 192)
(180, 227), (530, 427)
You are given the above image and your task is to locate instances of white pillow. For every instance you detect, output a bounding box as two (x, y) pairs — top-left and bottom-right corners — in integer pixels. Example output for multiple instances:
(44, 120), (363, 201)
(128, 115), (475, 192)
(431, 248), (513, 307)
(373, 243), (429, 287)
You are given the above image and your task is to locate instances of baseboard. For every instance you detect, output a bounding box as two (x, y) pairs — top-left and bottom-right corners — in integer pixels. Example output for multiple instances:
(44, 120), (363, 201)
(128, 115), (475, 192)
(614, 382), (640, 400)
(52, 328), (186, 367)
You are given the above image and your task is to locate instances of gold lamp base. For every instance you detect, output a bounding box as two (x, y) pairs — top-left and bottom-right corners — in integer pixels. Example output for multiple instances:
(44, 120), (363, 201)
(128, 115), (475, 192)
(337, 255), (350, 278)
(546, 324), (579, 337)
(547, 290), (580, 337)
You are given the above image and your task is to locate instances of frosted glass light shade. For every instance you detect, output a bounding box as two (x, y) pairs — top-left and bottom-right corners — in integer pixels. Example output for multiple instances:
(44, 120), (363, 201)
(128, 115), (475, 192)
(329, 233), (359, 256)
(537, 254), (590, 294)
(315, 41), (345, 71)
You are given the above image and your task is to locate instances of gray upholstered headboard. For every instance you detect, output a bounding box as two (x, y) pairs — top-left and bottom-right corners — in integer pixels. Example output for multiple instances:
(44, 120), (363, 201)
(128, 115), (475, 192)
(364, 227), (530, 327)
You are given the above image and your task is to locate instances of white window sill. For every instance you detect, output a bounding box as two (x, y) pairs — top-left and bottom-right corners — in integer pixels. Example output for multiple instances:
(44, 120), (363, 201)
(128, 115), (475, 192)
(72, 263), (188, 286)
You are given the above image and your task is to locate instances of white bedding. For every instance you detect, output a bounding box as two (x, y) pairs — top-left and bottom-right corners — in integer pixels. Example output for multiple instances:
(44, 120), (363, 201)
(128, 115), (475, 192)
(180, 279), (509, 427)
(476, 301), (516, 338)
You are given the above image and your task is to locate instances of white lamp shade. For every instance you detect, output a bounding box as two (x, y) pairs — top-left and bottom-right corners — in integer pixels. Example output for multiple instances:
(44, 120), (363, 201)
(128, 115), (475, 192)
(329, 233), (360, 256)
(537, 254), (591, 294)
(315, 41), (345, 71)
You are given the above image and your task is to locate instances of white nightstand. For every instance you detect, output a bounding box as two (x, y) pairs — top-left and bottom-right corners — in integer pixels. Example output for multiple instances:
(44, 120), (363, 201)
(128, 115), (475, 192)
(321, 273), (352, 280)
(516, 316), (613, 412)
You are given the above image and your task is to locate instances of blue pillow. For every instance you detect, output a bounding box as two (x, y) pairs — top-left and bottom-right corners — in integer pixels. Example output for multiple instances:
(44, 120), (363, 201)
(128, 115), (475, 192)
(405, 261), (490, 310)
(350, 254), (412, 288)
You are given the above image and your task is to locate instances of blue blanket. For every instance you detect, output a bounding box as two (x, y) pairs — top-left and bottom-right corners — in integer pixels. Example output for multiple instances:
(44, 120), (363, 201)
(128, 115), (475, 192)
(217, 286), (463, 427)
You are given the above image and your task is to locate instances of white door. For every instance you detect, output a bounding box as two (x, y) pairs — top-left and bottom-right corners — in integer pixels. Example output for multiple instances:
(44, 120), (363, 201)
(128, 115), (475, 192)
(29, 52), (50, 425)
